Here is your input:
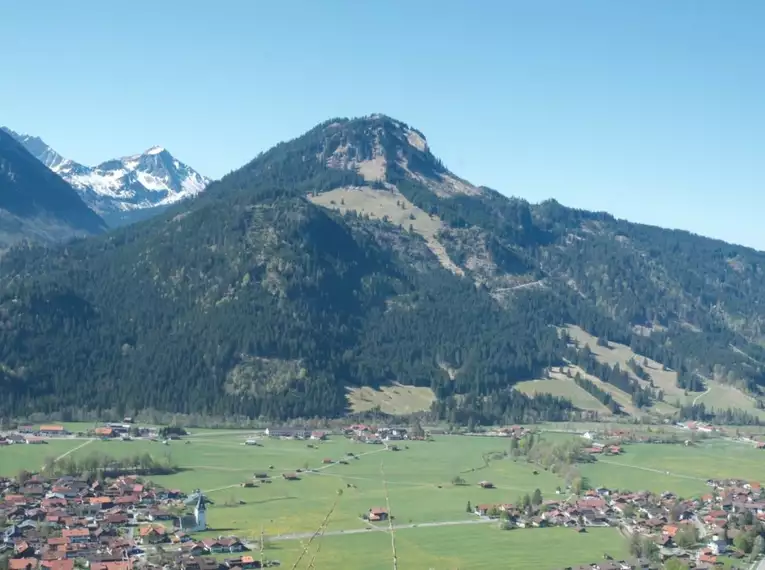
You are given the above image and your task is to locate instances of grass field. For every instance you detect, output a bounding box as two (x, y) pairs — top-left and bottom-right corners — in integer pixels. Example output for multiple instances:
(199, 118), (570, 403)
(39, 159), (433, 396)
(346, 383), (436, 415)
(270, 526), (629, 569)
(4, 431), (765, 568)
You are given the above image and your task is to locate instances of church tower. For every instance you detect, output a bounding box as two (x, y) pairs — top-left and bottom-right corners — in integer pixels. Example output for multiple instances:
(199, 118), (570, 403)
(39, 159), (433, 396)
(193, 490), (208, 531)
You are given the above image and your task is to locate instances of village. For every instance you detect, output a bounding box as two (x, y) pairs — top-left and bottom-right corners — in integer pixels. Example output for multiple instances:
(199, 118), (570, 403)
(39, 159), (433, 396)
(0, 472), (262, 570)
(3, 419), (765, 570)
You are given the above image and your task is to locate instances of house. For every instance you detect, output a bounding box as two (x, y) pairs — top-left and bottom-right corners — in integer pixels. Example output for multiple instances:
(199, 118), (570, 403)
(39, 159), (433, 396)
(94, 427), (114, 438)
(138, 525), (167, 544)
(282, 473), (299, 481)
(62, 528), (90, 543)
(367, 508), (389, 522)
(179, 541), (209, 556)
(474, 504), (496, 516)
(39, 425), (67, 436)
(41, 560), (75, 570)
(479, 481), (494, 489)
(177, 556), (219, 570)
(217, 537), (246, 553)
(91, 563), (132, 570)
(9, 558), (39, 570)
(310, 431), (327, 441)
(707, 539), (728, 555)
(264, 427), (309, 439)
(697, 549), (717, 564)
(224, 555), (260, 569)
(201, 538), (243, 554)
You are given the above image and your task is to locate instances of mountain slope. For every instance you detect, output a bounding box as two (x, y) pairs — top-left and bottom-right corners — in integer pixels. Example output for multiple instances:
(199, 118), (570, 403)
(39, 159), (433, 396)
(2, 127), (211, 226)
(1, 114), (765, 423)
(0, 129), (106, 250)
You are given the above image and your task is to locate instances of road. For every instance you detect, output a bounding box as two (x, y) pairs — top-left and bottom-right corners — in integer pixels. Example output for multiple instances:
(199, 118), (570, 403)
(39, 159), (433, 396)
(253, 517), (495, 543)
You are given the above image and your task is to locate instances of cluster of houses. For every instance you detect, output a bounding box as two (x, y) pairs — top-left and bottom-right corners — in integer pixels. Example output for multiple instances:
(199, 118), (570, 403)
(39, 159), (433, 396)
(479, 425), (531, 439)
(262, 427), (326, 440)
(676, 421), (718, 434)
(0, 475), (265, 570)
(476, 478), (765, 568)
(0, 421), (166, 447)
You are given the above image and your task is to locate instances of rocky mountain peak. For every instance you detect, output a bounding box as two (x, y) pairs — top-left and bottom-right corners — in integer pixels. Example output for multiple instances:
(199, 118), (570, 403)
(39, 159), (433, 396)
(2, 127), (211, 227)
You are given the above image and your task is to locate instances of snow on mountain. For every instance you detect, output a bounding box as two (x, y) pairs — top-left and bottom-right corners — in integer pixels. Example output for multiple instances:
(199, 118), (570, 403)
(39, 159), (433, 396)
(1, 127), (211, 226)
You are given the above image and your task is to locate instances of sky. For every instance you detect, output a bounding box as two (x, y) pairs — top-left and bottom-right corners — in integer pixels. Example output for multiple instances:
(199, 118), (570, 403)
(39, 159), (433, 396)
(2, 0), (764, 248)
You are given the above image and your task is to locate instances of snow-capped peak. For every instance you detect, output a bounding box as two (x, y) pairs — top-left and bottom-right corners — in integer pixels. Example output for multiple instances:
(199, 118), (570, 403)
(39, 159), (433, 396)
(3, 126), (211, 226)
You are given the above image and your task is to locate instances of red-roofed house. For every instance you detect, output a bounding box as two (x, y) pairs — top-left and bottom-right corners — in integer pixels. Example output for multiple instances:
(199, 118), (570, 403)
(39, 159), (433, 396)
(9, 559), (39, 570)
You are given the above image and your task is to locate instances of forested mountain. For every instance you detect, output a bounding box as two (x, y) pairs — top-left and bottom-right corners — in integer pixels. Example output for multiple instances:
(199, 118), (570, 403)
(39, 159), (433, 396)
(1, 114), (764, 423)
(2, 127), (210, 227)
(0, 129), (106, 251)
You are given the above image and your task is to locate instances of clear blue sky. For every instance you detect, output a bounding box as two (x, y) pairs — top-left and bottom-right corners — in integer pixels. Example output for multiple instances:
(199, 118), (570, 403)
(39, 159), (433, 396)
(2, 1), (764, 248)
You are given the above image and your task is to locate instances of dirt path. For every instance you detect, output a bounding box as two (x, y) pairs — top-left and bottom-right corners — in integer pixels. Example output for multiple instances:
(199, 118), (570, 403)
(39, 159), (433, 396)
(693, 387), (712, 405)
(49, 438), (94, 466)
(596, 459), (707, 481)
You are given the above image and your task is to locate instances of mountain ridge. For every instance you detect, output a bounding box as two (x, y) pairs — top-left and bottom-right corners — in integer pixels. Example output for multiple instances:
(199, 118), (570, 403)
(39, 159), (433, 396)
(2, 127), (211, 226)
(0, 128), (106, 251)
(1, 113), (764, 424)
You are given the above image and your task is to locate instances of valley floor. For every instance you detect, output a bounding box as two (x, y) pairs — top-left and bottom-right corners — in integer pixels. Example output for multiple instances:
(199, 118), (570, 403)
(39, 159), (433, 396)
(3, 428), (765, 568)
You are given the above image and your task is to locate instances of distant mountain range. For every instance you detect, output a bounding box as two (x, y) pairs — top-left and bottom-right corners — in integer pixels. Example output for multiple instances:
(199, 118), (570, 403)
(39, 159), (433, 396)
(3, 114), (765, 425)
(2, 127), (211, 227)
(0, 128), (106, 251)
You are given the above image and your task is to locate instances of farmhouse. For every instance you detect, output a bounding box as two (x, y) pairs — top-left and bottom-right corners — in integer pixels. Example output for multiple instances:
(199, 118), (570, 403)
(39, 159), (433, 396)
(479, 481), (494, 489)
(366, 507), (388, 521)
(264, 427), (309, 439)
(38, 426), (67, 436)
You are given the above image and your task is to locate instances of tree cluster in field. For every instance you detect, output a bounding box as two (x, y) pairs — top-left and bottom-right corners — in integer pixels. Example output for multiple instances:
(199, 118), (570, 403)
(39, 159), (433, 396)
(572, 371), (622, 414)
(628, 533), (660, 562)
(565, 344), (654, 408)
(38, 451), (178, 478)
(3, 115), (765, 421)
(677, 402), (762, 426)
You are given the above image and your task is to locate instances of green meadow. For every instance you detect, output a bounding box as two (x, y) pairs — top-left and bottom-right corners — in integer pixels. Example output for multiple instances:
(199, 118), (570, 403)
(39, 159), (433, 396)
(3, 430), (765, 568)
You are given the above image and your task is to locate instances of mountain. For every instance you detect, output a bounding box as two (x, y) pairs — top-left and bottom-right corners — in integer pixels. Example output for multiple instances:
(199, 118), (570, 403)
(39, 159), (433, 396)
(2, 127), (211, 227)
(0, 128), (106, 251)
(1, 114), (765, 424)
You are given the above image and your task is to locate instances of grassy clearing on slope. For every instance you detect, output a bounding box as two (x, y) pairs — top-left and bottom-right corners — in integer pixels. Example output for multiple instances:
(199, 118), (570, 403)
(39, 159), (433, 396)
(514, 375), (610, 415)
(564, 324), (764, 417)
(346, 384), (435, 415)
(308, 186), (463, 275)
